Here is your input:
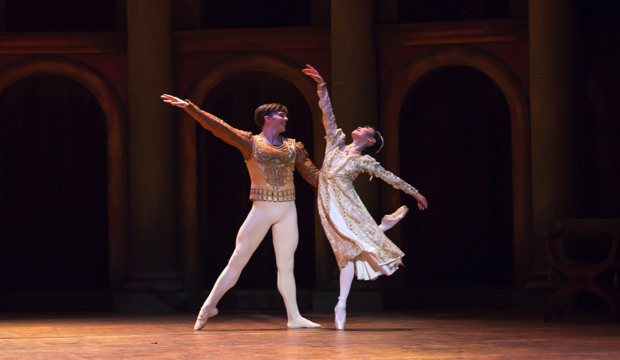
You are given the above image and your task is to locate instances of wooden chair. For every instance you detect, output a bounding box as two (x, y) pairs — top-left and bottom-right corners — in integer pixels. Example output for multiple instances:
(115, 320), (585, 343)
(543, 219), (620, 322)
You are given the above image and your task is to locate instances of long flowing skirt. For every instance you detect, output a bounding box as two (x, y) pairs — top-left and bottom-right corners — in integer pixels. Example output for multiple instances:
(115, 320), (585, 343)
(326, 185), (404, 281)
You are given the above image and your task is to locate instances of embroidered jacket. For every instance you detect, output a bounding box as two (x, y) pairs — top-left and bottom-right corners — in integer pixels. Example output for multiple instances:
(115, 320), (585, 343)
(184, 101), (320, 202)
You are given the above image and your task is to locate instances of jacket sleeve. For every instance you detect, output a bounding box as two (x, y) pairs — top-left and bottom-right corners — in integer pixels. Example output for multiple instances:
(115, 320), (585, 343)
(358, 155), (419, 197)
(294, 142), (320, 188)
(184, 100), (253, 160)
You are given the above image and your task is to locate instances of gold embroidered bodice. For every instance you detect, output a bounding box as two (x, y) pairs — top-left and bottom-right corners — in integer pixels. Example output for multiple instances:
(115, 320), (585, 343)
(246, 134), (297, 202)
(182, 100), (321, 202)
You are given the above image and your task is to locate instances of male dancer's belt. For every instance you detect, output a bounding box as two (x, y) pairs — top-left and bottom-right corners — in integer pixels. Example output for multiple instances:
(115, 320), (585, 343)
(249, 188), (296, 202)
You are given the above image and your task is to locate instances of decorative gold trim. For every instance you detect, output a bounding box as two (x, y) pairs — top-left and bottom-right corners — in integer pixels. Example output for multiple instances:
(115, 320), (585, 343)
(249, 188), (296, 202)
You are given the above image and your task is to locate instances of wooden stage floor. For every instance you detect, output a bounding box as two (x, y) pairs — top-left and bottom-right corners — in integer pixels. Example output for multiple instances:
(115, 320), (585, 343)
(1, 310), (619, 359)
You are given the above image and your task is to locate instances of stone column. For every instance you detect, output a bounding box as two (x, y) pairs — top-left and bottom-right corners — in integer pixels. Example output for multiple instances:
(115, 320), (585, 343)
(125, 0), (180, 292)
(331, 0), (380, 216)
(529, 0), (578, 275)
(320, 0), (381, 292)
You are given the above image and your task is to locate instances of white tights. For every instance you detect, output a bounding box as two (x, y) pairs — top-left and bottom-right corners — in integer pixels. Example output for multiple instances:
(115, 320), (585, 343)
(199, 201), (302, 321)
(338, 261), (356, 303)
(338, 218), (396, 306)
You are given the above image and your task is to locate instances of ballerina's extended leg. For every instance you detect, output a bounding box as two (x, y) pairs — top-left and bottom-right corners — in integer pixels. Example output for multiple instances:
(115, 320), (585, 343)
(335, 261), (355, 330)
(378, 205), (409, 232)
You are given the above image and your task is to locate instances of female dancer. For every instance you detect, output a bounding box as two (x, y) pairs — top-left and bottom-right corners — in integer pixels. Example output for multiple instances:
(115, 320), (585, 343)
(302, 65), (428, 330)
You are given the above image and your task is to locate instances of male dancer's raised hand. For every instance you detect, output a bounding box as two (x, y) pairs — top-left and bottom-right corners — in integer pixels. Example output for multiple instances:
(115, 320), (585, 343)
(161, 94), (188, 108)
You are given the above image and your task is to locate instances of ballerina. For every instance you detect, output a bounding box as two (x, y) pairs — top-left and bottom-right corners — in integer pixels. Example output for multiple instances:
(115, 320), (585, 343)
(302, 65), (428, 330)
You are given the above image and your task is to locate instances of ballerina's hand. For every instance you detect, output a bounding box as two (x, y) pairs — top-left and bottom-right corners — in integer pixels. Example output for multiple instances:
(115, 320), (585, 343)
(414, 193), (428, 210)
(161, 94), (189, 108)
(302, 64), (324, 84)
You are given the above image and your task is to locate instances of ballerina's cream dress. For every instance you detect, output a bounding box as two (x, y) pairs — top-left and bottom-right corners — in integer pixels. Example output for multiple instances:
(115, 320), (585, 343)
(316, 84), (420, 281)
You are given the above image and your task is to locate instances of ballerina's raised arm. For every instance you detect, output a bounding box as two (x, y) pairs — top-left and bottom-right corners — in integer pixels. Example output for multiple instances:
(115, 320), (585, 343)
(302, 65), (342, 153)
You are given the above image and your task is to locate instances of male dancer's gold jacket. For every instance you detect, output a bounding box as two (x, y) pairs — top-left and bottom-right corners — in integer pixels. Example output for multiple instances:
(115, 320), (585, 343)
(184, 101), (320, 200)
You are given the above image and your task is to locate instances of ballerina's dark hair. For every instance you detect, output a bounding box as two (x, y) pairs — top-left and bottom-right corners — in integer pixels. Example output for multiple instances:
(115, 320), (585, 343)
(361, 126), (384, 155)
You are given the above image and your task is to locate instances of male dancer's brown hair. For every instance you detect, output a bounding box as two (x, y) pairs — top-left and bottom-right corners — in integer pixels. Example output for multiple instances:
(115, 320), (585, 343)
(254, 103), (288, 128)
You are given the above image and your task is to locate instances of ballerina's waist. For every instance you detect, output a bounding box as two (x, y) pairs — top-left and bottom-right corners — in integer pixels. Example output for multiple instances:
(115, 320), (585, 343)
(322, 172), (353, 180)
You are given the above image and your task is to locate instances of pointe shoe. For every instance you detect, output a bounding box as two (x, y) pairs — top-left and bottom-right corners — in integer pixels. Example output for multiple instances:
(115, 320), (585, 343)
(287, 317), (321, 329)
(334, 302), (346, 330)
(378, 205), (409, 232)
(194, 308), (218, 331)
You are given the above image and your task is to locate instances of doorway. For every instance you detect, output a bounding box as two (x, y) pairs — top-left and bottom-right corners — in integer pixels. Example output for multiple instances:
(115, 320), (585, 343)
(398, 66), (513, 288)
(0, 74), (109, 309)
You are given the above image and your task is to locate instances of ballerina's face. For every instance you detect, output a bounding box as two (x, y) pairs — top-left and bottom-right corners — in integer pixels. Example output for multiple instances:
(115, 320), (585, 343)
(351, 126), (376, 146)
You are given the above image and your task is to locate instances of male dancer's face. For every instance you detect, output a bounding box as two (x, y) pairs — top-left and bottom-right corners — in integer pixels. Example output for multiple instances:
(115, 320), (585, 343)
(265, 111), (288, 134)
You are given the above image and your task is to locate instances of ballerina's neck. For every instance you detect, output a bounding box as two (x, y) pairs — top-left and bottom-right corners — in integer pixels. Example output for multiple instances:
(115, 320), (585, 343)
(340, 143), (363, 156)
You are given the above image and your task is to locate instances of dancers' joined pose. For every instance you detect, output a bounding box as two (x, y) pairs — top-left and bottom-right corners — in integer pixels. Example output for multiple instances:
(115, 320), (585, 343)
(302, 65), (428, 330)
(161, 94), (321, 330)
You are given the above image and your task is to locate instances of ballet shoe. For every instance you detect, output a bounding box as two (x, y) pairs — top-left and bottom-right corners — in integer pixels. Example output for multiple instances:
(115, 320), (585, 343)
(378, 205), (409, 232)
(194, 307), (218, 331)
(334, 301), (347, 330)
(287, 317), (321, 329)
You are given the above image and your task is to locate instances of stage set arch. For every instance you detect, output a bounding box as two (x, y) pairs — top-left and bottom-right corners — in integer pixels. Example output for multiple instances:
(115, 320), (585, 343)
(0, 56), (128, 309)
(381, 45), (531, 288)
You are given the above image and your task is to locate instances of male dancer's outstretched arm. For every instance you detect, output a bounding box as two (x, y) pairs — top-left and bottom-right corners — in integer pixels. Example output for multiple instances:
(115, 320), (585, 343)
(162, 94), (320, 187)
(162, 94), (253, 159)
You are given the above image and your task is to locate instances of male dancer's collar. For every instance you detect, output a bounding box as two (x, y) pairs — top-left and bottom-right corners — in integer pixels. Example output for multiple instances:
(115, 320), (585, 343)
(260, 132), (285, 147)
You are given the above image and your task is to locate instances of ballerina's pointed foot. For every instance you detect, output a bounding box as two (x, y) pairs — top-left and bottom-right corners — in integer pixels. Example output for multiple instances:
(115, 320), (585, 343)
(287, 317), (321, 329)
(194, 308), (218, 331)
(335, 301), (347, 330)
(379, 205), (409, 232)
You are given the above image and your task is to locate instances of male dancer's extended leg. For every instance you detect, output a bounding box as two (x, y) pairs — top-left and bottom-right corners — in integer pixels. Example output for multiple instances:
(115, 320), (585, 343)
(272, 202), (321, 329)
(195, 203), (274, 330)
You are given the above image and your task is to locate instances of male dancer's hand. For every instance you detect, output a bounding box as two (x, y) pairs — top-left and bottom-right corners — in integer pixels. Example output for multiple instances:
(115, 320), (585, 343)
(414, 193), (428, 210)
(161, 94), (189, 108)
(302, 64), (325, 84)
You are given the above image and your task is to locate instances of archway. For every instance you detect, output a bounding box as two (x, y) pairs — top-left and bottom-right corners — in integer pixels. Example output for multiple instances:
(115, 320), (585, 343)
(0, 56), (128, 294)
(383, 45), (531, 286)
(178, 53), (322, 307)
(0, 74), (108, 301)
(398, 66), (513, 288)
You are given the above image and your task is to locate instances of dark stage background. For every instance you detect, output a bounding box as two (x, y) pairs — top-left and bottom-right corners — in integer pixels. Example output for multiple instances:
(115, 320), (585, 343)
(1, 0), (620, 313)
(0, 75), (109, 294)
(399, 66), (513, 288)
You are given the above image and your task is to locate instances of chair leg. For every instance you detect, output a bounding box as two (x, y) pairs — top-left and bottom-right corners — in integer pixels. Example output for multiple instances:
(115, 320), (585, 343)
(544, 285), (579, 322)
(585, 284), (620, 322)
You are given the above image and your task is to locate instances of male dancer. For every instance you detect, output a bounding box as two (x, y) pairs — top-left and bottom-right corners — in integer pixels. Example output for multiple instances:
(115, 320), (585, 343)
(161, 94), (321, 330)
